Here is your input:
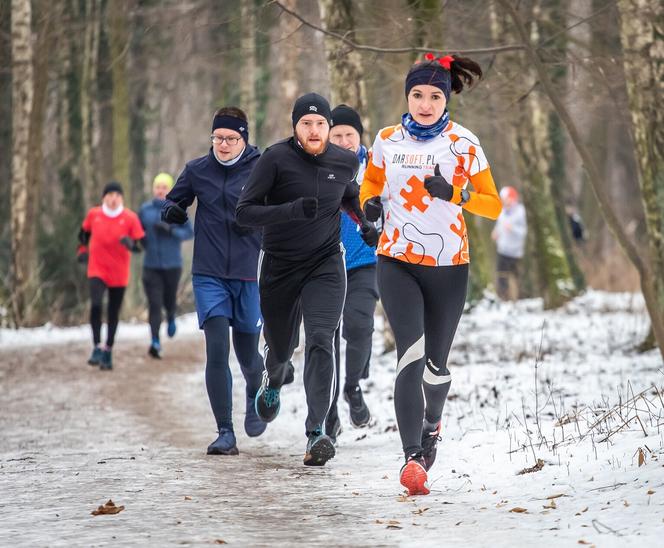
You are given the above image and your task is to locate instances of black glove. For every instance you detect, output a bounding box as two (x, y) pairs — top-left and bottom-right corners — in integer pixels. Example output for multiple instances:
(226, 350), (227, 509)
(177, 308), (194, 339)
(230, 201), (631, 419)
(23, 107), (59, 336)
(231, 221), (254, 237)
(119, 236), (134, 250)
(162, 201), (188, 224)
(154, 221), (172, 235)
(360, 222), (379, 247)
(363, 196), (383, 223)
(292, 197), (318, 220)
(424, 164), (454, 201)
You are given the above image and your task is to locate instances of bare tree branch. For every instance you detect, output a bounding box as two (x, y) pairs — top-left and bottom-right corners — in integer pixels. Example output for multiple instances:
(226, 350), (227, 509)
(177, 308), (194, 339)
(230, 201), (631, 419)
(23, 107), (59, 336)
(270, 0), (525, 56)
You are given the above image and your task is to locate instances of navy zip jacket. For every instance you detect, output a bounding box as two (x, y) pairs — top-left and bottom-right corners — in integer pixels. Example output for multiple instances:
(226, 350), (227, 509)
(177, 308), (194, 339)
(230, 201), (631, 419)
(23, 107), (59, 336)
(139, 199), (193, 270)
(164, 146), (261, 280)
(235, 137), (363, 262)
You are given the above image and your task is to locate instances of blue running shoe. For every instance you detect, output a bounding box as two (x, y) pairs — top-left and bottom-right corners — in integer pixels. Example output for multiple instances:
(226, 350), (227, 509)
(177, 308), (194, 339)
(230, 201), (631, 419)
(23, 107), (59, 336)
(254, 371), (280, 422)
(303, 427), (336, 466)
(167, 318), (177, 338)
(100, 349), (113, 371)
(207, 427), (239, 455)
(245, 395), (267, 437)
(88, 347), (103, 366)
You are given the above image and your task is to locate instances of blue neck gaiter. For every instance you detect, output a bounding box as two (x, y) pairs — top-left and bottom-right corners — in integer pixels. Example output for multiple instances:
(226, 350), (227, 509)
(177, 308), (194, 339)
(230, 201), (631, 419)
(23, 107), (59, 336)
(401, 110), (450, 142)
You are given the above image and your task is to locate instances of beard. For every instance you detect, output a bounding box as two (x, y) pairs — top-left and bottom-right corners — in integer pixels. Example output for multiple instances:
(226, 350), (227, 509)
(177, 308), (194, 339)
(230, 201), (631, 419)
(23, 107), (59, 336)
(296, 131), (328, 156)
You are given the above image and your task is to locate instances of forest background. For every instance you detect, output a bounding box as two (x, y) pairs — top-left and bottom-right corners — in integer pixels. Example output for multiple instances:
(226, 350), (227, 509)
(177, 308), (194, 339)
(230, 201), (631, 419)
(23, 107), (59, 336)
(1, 0), (662, 358)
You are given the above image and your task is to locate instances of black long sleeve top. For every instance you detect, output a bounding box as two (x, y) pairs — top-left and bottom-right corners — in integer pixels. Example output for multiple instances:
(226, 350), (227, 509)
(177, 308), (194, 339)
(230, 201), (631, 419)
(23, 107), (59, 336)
(236, 137), (363, 261)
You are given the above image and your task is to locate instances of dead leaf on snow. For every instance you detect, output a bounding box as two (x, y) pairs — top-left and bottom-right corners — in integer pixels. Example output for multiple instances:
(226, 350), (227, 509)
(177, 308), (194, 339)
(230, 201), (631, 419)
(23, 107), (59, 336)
(509, 507), (528, 513)
(575, 507), (589, 516)
(638, 447), (646, 467)
(214, 540), (227, 545)
(623, 500), (630, 507)
(91, 499), (125, 516)
(397, 494), (412, 502)
(387, 525), (403, 530)
(517, 459), (544, 475)
(382, 475), (389, 480)
(352, 492), (360, 496)
(412, 507), (429, 515)
(543, 499), (557, 510)
(184, 496), (192, 501)
(546, 493), (567, 500)
(647, 489), (655, 495)
(577, 541), (592, 545)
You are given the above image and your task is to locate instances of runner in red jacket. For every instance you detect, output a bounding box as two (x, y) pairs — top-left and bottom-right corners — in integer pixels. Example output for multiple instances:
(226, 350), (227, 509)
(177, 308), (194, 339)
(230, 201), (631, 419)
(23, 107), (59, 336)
(79, 181), (145, 370)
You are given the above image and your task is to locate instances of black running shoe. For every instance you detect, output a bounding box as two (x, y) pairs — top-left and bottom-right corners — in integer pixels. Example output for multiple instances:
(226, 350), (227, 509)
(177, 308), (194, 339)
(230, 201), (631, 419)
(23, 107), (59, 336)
(344, 385), (371, 427)
(254, 371), (280, 422)
(88, 347), (103, 366)
(148, 343), (161, 359)
(421, 422), (442, 471)
(303, 427), (336, 466)
(325, 408), (342, 445)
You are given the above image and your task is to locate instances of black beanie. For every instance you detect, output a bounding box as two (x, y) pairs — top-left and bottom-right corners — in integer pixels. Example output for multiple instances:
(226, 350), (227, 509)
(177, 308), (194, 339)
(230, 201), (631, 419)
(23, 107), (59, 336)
(331, 104), (363, 137)
(212, 114), (249, 144)
(291, 93), (332, 127)
(102, 181), (123, 197)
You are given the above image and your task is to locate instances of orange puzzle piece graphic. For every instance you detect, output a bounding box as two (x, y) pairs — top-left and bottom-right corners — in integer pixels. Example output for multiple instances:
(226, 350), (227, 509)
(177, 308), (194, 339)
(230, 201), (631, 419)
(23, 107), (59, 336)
(450, 212), (469, 265)
(400, 175), (430, 213)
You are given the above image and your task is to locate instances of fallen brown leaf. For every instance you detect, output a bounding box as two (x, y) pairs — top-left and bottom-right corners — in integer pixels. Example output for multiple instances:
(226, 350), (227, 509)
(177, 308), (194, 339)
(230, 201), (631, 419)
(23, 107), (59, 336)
(517, 459), (544, 475)
(184, 496), (192, 501)
(412, 507), (429, 515)
(647, 489), (655, 495)
(638, 448), (646, 467)
(543, 499), (557, 510)
(509, 507), (528, 513)
(214, 540), (227, 545)
(577, 541), (592, 545)
(623, 500), (630, 507)
(91, 499), (125, 516)
(387, 525), (403, 530)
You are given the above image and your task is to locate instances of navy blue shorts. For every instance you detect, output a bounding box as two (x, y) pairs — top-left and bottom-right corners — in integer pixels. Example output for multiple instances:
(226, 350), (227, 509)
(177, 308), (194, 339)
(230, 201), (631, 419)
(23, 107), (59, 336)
(192, 274), (262, 333)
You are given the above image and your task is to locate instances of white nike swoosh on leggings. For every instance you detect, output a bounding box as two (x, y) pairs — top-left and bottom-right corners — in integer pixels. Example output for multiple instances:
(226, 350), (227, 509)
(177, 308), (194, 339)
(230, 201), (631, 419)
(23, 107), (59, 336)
(396, 335), (425, 377)
(423, 367), (451, 385)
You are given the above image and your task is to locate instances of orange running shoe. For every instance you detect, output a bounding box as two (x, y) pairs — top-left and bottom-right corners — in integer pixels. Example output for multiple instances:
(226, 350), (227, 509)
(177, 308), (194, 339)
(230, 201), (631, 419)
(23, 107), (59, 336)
(399, 454), (430, 496)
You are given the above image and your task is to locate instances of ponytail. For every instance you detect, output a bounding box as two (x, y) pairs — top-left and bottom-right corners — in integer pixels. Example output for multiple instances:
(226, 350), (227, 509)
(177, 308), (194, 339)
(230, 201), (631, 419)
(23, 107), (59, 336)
(448, 56), (483, 94)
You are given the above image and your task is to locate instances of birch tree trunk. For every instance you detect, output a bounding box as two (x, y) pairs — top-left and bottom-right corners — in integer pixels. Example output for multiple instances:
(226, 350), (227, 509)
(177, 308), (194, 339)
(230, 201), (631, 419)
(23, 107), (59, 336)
(618, 0), (664, 354)
(10, 0), (34, 326)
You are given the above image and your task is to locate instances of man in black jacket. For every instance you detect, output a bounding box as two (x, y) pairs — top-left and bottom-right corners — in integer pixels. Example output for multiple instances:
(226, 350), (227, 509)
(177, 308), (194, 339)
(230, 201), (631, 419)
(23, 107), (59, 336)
(236, 93), (378, 466)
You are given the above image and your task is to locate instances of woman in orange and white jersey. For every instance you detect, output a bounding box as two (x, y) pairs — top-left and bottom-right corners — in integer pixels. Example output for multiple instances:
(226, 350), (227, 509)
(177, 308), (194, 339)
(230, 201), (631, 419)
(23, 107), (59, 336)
(360, 53), (502, 496)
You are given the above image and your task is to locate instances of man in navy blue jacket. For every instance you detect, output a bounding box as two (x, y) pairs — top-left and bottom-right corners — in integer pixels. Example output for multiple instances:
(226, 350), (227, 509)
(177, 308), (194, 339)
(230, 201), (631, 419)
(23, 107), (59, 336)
(139, 172), (194, 359)
(162, 107), (267, 456)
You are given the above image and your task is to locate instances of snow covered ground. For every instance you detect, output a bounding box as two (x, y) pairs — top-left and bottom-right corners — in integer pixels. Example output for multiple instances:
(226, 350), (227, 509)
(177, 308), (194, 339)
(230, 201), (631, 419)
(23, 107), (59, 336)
(1, 290), (662, 546)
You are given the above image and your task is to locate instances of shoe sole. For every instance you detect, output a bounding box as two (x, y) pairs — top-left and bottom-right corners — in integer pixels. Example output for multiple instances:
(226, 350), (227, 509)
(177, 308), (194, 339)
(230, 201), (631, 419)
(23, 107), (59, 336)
(254, 393), (280, 423)
(303, 436), (336, 466)
(207, 446), (239, 456)
(400, 460), (430, 496)
(88, 360), (100, 366)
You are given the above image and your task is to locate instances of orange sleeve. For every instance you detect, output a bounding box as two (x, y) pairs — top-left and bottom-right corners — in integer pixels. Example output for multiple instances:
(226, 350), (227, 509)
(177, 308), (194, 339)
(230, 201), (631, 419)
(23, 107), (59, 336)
(451, 167), (502, 220)
(359, 158), (386, 208)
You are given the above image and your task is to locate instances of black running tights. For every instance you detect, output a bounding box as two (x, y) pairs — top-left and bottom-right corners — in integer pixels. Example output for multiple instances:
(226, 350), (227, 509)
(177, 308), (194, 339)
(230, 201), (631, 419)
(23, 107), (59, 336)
(377, 256), (468, 457)
(89, 277), (126, 348)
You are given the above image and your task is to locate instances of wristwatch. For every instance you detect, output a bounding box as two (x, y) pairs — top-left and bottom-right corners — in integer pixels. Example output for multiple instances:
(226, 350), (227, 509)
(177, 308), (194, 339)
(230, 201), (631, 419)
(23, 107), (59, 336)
(458, 188), (470, 206)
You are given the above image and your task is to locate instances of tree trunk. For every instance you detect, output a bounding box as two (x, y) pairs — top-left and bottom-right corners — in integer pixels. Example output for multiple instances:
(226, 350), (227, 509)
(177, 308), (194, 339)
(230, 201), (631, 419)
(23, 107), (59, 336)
(10, 0), (34, 326)
(618, 0), (664, 356)
(498, 0), (664, 360)
(108, 0), (131, 199)
(319, 0), (367, 117)
(240, 0), (257, 125)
